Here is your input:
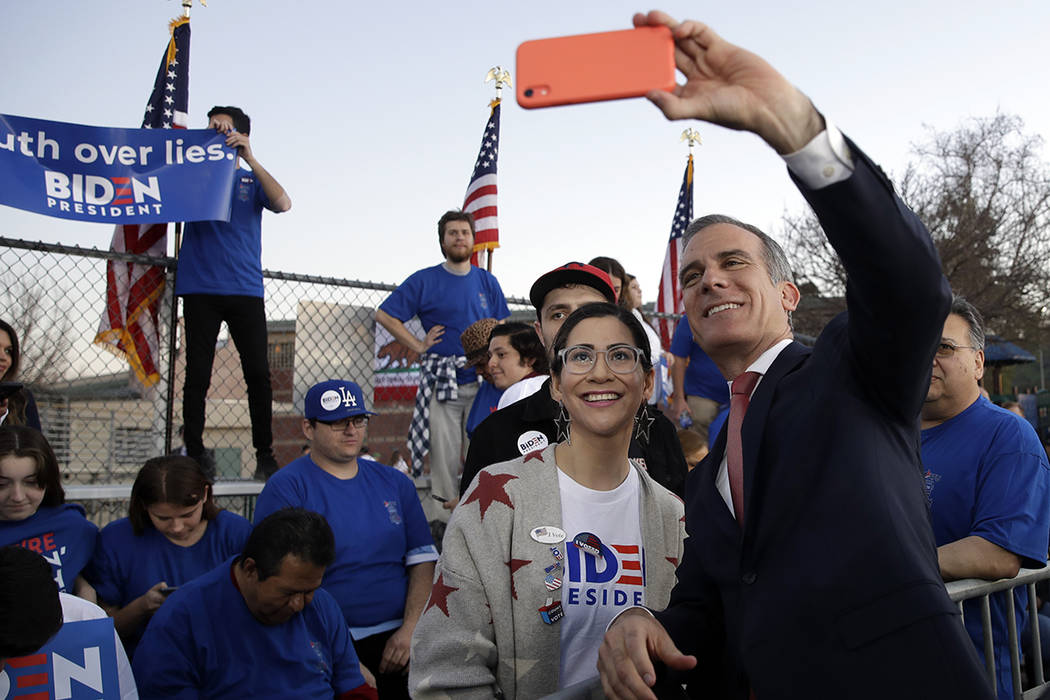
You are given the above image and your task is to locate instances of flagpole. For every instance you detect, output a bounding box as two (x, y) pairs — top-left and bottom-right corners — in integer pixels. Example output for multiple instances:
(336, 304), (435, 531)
(482, 67), (510, 273)
(163, 0), (200, 454)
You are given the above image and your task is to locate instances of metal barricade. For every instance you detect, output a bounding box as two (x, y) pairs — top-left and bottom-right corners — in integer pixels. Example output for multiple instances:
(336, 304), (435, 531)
(947, 566), (1050, 700)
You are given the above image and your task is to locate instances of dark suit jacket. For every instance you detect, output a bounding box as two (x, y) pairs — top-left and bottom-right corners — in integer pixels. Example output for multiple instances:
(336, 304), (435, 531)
(657, 141), (994, 699)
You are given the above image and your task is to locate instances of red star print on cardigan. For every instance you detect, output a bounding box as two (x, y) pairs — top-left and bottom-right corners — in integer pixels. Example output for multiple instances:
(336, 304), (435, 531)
(523, 449), (545, 462)
(425, 573), (459, 617)
(461, 471), (518, 520)
(506, 558), (532, 600)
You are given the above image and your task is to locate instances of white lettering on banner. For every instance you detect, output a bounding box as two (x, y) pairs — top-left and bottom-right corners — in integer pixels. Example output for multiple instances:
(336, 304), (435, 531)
(52, 647), (104, 698)
(43, 171), (163, 219)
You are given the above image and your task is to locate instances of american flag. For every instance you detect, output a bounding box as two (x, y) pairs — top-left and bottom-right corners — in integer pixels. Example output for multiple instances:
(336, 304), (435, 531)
(464, 100), (500, 267)
(656, 153), (694, 350)
(94, 17), (190, 387)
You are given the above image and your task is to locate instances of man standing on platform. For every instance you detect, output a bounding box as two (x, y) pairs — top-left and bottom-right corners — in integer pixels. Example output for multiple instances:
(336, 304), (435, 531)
(177, 106), (291, 481)
(376, 210), (509, 514)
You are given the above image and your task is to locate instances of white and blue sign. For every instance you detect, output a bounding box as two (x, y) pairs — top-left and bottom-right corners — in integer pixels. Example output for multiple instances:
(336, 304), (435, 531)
(0, 617), (121, 699)
(0, 113), (237, 224)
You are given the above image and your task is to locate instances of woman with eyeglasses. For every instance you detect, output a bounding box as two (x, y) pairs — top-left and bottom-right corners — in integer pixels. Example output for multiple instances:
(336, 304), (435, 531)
(410, 303), (685, 699)
(254, 379), (438, 699)
(86, 455), (251, 656)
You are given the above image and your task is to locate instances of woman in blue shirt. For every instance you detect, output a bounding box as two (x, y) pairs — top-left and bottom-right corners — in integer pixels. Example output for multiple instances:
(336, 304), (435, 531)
(0, 426), (96, 597)
(88, 455), (251, 654)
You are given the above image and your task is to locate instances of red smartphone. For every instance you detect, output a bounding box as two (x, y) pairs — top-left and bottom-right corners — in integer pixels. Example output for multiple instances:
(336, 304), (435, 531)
(516, 26), (676, 109)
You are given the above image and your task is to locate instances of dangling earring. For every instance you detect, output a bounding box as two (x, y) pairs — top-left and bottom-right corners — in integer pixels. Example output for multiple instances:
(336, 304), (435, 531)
(634, 403), (655, 443)
(555, 402), (572, 445)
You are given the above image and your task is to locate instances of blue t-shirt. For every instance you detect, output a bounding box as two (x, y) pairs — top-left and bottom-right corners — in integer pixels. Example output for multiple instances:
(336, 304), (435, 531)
(922, 396), (1050, 700)
(88, 509), (252, 653)
(379, 263), (509, 385)
(0, 503), (96, 593)
(669, 316), (728, 403)
(175, 168), (270, 297)
(254, 457), (438, 635)
(133, 558), (368, 699)
(467, 381), (504, 439)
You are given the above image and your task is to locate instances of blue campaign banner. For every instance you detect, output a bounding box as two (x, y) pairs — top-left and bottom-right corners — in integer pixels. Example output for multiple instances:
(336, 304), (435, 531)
(0, 113), (238, 224)
(0, 617), (121, 699)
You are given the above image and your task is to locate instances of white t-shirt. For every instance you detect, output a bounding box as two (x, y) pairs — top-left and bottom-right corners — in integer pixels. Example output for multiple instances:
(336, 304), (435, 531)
(557, 465), (644, 688)
(59, 593), (139, 699)
(496, 374), (547, 410)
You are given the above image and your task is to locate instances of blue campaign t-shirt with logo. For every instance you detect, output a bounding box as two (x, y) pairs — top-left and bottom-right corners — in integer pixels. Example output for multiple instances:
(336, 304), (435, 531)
(467, 381), (504, 439)
(175, 168), (269, 298)
(0, 503), (97, 593)
(922, 396), (1050, 700)
(254, 456), (438, 636)
(87, 509), (252, 654)
(379, 263), (510, 385)
(669, 315), (729, 403)
(133, 558), (368, 699)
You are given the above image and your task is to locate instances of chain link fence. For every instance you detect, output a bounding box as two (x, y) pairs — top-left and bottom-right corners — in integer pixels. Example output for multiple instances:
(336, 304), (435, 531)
(1, 236), (533, 492)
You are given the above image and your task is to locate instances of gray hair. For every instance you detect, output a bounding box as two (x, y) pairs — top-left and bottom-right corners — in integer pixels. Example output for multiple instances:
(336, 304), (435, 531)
(682, 214), (794, 285)
(949, 294), (986, 351)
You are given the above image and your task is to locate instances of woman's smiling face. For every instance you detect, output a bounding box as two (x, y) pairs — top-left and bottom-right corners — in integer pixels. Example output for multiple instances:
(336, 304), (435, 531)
(551, 315), (653, 441)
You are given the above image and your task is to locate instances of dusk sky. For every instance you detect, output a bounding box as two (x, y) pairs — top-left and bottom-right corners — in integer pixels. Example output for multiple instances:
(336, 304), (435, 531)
(3, 1), (1048, 302)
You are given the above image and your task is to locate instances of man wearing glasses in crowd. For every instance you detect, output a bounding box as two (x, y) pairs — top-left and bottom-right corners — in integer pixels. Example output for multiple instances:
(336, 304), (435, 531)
(254, 380), (437, 699)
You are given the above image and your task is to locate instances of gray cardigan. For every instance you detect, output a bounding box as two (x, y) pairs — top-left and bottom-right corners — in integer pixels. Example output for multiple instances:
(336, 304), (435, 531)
(410, 444), (685, 699)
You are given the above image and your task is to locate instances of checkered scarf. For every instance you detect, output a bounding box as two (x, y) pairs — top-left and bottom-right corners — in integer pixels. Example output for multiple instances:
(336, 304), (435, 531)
(408, 353), (467, 476)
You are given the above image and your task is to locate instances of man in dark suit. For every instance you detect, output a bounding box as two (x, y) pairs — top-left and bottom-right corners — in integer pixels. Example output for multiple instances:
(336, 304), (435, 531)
(597, 11), (993, 700)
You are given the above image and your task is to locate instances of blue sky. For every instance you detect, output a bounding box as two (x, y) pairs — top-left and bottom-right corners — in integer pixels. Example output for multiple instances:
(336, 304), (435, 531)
(3, 1), (1048, 302)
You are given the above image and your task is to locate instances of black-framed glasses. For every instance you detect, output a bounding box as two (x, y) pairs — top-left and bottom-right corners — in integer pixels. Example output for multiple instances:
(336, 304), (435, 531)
(935, 341), (979, 358)
(319, 416), (369, 431)
(558, 344), (643, 375)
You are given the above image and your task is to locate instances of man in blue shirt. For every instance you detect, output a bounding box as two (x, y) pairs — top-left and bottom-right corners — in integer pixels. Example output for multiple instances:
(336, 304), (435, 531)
(176, 105), (291, 481)
(375, 211), (509, 515)
(921, 295), (1050, 699)
(133, 508), (376, 699)
(255, 380), (438, 699)
(669, 314), (729, 442)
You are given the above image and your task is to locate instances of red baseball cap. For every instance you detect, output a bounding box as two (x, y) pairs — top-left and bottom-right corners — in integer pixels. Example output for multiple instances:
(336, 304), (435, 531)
(529, 262), (617, 310)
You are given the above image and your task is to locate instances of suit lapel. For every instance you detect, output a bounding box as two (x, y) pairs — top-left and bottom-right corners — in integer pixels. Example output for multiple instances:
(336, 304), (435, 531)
(740, 341), (810, 535)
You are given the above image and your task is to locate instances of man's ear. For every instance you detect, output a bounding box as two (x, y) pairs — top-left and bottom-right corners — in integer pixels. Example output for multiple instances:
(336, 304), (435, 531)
(974, 349), (986, 383)
(301, 418), (314, 441)
(779, 281), (801, 312)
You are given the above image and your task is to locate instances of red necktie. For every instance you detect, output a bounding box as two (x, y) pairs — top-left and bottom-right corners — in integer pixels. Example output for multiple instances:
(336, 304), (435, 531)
(728, 371), (761, 524)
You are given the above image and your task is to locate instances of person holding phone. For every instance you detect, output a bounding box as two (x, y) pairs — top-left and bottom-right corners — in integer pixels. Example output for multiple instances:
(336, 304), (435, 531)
(596, 11), (993, 700)
(87, 455), (251, 657)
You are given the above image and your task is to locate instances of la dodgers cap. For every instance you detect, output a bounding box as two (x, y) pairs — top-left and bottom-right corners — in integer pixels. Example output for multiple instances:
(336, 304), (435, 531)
(528, 262), (617, 310)
(304, 380), (377, 421)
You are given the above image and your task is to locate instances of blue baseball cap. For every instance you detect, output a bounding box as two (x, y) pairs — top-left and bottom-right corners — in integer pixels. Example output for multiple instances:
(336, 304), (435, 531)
(304, 380), (377, 421)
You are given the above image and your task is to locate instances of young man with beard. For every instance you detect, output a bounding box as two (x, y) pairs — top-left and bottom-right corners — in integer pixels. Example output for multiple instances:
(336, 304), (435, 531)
(376, 211), (509, 515)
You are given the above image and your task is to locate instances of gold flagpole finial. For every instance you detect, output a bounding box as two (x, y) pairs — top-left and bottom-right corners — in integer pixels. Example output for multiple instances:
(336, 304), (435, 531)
(179, 0), (206, 18)
(680, 128), (702, 155)
(485, 66), (513, 102)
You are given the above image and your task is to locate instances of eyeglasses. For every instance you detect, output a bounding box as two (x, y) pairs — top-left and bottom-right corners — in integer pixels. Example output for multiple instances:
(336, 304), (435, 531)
(319, 416), (368, 431)
(558, 344), (643, 375)
(935, 341), (979, 358)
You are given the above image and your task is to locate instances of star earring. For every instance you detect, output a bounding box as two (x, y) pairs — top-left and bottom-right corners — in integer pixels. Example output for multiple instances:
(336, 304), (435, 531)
(633, 403), (655, 443)
(555, 402), (572, 445)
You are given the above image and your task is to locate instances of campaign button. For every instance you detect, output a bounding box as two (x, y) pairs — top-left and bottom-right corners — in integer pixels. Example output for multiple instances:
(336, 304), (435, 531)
(544, 573), (562, 591)
(573, 532), (603, 556)
(530, 526), (566, 544)
(539, 598), (564, 624)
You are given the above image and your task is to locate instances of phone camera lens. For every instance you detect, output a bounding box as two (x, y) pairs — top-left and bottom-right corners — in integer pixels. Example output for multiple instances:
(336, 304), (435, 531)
(524, 88), (534, 98)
